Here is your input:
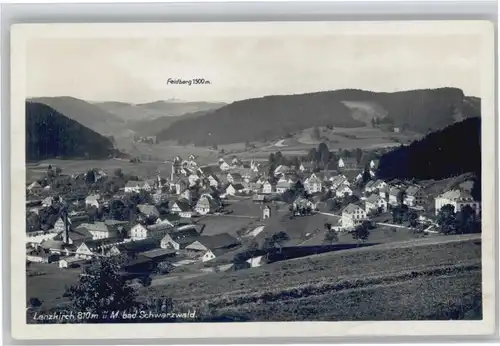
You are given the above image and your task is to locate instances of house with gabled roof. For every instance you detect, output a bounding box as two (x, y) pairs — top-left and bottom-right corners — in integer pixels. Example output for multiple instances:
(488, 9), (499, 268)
(434, 189), (480, 215)
(124, 181), (144, 193)
(27, 181), (43, 194)
(225, 183), (246, 196)
(219, 159), (231, 171)
(206, 174), (220, 188)
(365, 194), (388, 214)
(129, 222), (171, 241)
(85, 194), (101, 208)
(188, 173), (201, 187)
(335, 184), (353, 198)
(372, 179), (387, 190)
(329, 175), (349, 189)
(364, 180), (377, 193)
(195, 195), (220, 215)
(137, 204), (160, 218)
(170, 199), (193, 218)
(53, 214), (90, 234)
(185, 233), (240, 262)
(379, 186), (389, 199)
(152, 190), (169, 204)
(26, 247), (58, 263)
(403, 186), (425, 207)
(299, 162), (314, 173)
(276, 180), (291, 194)
(116, 238), (160, 256)
(159, 214), (181, 227)
(226, 172), (243, 184)
(370, 159), (380, 170)
(76, 222), (118, 240)
(341, 203), (367, 231)
(338, 157), (358, 169)
(171, 177), (188, 195)
(161, 228), (200, 250)
(389, 187), (402, 206)
(273, 165), (291, 177)
(42, 196), (63, 207)
(53, 227), (93, 246)
(304, 173), (322, 194)
(143, 179), (156, 191)
(262, 180), (276, 194)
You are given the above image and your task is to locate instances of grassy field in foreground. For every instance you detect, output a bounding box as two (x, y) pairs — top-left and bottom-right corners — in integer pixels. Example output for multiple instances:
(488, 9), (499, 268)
(144, 237), (482, 320)
(26, 263), (80, 307)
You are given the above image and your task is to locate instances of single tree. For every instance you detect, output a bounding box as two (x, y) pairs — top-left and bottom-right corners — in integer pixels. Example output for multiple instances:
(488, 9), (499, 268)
(114, 168), (124, 178)
(68, 256), (138, 321)
(86, 170), (96, 185)
(350, 221), (371, 244)
(408, 210), (419, 227)
(437, 204), (457, 234)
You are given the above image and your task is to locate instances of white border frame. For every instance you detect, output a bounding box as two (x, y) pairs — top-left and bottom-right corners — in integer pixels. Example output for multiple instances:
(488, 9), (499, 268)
(1, 4), (498, 344)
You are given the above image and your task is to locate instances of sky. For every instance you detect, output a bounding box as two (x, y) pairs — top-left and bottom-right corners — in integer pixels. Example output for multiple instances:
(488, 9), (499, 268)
(26, 33), (482, 103)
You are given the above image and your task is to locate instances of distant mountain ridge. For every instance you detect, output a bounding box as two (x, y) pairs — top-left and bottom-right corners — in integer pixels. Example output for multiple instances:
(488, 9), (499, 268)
(29, 96), (126, 137)
(96, 100), (226, 123)
(26, 102), (116, 161)
(156, 87), (480, 146)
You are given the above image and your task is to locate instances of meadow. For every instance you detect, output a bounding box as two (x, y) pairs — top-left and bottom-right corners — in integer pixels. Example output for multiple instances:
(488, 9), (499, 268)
(144, 235), (482, 321)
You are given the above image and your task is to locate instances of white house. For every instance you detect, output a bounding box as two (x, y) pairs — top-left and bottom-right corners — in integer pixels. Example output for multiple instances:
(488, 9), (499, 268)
(161, 228), (200, 250)
(227, 173), (243, 184)
(85, 194), (101, 208)
(365, 194), (388, 214)
(137, 204), (160, 218)
(404, 186), (425, 207)
(330, 175), (350, 190)
(338, 158), (345, 169)
(201, 250), (216, 262)
(194, 196), (219, 215)
(129, 222), (171, 241)
(274, 165), (291, 177)
(379, 186), (389, 199)
(27, 181), (43, 194)
(304, 173), (322, 194)
(74, 242), (96, 260)
(219, 159), (231, 171)
(207, 175), (220, 188)
(226, 183), (245, 196)
(262, 181), (275, 194)
(388, 187), (402, 206)
(335, 184), (353, 198)
(124, 181), (143, 193)
(170, 200), (193, 218)
(341, 204), (367, 231)
(434, 189), (481, 215)
(129, 224), (149, 240)
(188, 173), (201, 187)
(246, 255), (266, 268)
(76, 222), (118, 240)
(250, 160), (260, 172)
(58, 257), (86, 269)
(372, 180), (387, 190)
(364, 181), (377, 193)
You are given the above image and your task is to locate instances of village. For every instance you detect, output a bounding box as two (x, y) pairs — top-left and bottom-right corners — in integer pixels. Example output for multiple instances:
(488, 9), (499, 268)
(25, 148), (482, 295)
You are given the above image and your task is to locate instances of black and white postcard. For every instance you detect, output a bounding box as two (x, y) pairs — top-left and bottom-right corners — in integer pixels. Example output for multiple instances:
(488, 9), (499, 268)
(10, 21), (496, 340)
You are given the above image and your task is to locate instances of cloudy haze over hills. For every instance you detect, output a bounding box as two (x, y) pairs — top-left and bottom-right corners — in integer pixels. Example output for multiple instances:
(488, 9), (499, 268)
(26, 33), (481, 103)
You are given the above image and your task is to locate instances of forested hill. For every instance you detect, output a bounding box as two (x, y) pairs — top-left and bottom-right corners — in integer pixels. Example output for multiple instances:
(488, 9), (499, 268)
(376, 117), (481, 195)
(26, 102), (116, 161)
(157, 87), (480, 146)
